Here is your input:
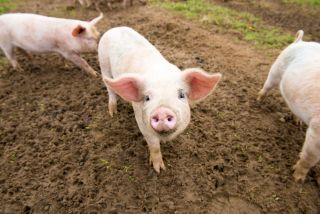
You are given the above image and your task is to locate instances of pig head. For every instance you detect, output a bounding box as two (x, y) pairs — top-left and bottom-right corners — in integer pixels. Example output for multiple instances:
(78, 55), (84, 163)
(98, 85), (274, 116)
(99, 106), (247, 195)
(104, 68), (221, 173)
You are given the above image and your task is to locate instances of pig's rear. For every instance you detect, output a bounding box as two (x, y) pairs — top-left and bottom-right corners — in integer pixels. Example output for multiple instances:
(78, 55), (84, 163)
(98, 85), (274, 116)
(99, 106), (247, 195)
(280, 43), (320, 125)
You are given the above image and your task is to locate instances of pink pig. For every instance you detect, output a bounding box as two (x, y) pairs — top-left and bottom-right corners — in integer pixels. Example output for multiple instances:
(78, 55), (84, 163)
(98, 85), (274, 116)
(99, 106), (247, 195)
(98, 27), (221, 173)
(0, 13), (103, 77)
(258, 30), (320, 182)
(76, 0), (146, 11)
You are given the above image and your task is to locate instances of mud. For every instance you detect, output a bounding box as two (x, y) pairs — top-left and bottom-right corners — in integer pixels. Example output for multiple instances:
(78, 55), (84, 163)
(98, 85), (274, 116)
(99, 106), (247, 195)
(0, 0), (319, 213)
(212, 0), (320, 41)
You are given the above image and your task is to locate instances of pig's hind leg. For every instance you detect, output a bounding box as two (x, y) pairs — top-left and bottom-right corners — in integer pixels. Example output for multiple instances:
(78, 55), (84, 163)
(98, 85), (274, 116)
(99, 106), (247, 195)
(0, 44), (23, 72)
(101, 57), (118, 117)
(257, 61), (284, 101)
(293, 117), (320, 182)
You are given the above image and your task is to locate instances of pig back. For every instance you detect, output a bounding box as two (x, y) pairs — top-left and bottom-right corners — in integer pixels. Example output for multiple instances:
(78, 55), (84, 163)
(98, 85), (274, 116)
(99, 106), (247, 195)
(100, 27), (169, 78)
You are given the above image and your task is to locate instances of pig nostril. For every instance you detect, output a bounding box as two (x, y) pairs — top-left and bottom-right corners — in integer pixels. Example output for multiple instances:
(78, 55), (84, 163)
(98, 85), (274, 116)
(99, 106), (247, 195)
(167, 117), (172, 122)
(152, 117), (159, 123)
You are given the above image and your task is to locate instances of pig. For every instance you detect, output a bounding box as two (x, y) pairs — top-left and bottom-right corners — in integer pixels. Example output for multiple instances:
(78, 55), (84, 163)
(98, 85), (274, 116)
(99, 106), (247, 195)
(76, 0), (146, 11)
(0, 13), (103, 77)
(257, 30), (320, 182)
(76, 0), (111, 11)
(98, 27), (221, 173)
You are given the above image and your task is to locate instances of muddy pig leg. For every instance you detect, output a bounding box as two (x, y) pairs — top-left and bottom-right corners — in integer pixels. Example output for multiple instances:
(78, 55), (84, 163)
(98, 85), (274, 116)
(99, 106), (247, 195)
(293, 117), (320, 182)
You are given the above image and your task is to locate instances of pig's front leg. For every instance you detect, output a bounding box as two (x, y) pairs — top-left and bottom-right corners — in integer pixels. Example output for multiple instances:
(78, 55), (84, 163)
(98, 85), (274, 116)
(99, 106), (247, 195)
(59, 51), (98, 77)
(146, 136), (165, 173)
(293, 117), (320, 182)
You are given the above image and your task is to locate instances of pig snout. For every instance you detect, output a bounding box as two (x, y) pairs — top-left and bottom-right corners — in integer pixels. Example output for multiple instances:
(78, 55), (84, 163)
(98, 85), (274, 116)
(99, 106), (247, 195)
(151, 107), (177, 133)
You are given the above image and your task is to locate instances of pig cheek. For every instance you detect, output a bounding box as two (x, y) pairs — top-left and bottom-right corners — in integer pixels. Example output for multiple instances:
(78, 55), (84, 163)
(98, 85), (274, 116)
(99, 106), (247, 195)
(175, 103), (191, 134)
(87, 40), (98, 51)
(142, 105), (153, 131)
(181, 106), (191, 127)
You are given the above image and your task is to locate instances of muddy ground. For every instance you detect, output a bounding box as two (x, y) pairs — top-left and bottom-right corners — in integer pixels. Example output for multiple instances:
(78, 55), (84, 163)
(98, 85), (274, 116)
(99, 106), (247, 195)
(0, 0), (319, 213)
(212, 0), (320, 41)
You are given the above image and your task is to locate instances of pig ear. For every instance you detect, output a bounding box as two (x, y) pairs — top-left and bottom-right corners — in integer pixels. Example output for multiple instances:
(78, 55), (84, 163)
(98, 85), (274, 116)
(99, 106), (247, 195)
(183, 68), (222, 102)
(72, 25), (86, 37)
(103, 75), (144, 102)
(90, 13), (104, 26)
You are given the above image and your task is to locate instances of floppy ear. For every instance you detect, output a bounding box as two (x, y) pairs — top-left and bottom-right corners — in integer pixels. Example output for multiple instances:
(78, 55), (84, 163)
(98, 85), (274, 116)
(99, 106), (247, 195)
(72, 25), (86, 37)
(90, 13), (104, 26)
(103, 74), (144, 102)
(183, 68), (221, 102)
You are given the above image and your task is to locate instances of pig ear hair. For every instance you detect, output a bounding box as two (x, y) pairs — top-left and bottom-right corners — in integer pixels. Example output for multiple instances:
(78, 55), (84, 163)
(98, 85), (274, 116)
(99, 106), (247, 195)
(90, 13), (104, 26)
(103, 75), (144, 102)
(72, 25), (86, 37)
(294, 30), (304, 43)
(183, 68), (222, 102)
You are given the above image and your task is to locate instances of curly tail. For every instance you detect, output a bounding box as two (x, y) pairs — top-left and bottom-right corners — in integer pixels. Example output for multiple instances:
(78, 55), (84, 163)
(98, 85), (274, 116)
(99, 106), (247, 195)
(294, 30), (304, 43)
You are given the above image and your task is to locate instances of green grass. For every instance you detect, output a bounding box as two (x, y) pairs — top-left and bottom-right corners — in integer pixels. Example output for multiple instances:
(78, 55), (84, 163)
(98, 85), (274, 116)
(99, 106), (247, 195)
(284, 0), (320, 6)
(0, 0), (14, 14)
(151, 0), (294, 48)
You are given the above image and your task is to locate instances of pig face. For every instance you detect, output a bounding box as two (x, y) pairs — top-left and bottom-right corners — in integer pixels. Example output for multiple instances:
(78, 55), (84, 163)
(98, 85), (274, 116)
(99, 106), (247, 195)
(71, 13), (103, 52)
(104, 68), (221, 141)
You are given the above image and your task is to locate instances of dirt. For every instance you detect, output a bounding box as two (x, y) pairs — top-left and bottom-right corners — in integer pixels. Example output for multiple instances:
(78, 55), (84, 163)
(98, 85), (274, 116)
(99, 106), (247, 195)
(0, 0), (320, 213)
(211, 0), (320, 41)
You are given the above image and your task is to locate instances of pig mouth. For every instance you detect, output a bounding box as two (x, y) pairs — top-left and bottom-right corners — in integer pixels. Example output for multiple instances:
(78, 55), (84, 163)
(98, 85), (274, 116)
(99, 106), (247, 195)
(155, 128), (177, 138)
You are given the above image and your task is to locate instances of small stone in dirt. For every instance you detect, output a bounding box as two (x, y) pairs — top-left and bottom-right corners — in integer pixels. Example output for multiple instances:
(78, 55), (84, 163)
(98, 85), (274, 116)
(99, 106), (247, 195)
(44, 205), (50, 211)
(109, 208), (118, 214)
(167, 201), (175, 210)
(195, 56), (205, 64)
(23, 206), (31, 214)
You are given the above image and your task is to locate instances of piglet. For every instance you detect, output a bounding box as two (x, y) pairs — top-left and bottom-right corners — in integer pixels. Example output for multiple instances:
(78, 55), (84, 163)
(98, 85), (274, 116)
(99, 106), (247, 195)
(0, 13), (103, 77)
(258, 30), (320, 182)
(98, 27), (221, 173)
(76, 0), (146, 11)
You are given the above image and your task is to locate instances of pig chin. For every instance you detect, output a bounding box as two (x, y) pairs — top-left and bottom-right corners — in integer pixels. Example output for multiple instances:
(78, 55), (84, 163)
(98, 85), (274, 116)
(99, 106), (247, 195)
(156, 128), (178, 140)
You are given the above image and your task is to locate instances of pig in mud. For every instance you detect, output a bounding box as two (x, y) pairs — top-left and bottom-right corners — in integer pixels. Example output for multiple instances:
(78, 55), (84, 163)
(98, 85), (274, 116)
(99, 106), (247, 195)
(258, 30), (320, 182)
(0, 13), (103, 77)
(98, 27), (221, 173)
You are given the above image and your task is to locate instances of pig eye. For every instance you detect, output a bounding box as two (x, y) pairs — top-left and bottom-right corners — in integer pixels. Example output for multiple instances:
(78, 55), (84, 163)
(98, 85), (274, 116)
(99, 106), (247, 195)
(178, 89), (185, 99)
(144, 95), (150, 102)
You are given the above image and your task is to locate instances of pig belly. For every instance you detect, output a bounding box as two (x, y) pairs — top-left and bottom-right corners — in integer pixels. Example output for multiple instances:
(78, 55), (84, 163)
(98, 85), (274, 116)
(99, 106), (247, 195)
(280, 68), (320, 125)
(11, 34), (56, 53)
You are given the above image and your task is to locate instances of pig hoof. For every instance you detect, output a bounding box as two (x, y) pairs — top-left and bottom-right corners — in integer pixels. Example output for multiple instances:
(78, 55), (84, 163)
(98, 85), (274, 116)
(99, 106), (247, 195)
(257, 89), (265, 101)
(15, 65), (24, 72)
(149, 156), (166, 173)
(293, 117), (303, 127)
(108, 103), (118, 117)
(88, 69), (99, 77)
(293, 163), (308, 183)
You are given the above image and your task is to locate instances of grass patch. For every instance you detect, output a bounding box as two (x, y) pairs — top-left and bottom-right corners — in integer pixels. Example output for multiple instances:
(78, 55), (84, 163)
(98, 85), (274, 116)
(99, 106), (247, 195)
(151, 0), (294, 48)
(0, 0), (15, 14)
(283, 0), (320, 6)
